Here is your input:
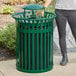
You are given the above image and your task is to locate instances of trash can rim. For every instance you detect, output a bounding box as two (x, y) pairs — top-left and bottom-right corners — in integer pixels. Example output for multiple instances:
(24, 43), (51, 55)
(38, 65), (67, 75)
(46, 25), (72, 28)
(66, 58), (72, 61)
(12, 12), (56, 20)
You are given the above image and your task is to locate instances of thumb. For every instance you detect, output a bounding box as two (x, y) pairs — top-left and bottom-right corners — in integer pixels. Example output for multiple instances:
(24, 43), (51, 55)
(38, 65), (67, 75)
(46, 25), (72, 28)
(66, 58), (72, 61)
(41, 10), (44, 16)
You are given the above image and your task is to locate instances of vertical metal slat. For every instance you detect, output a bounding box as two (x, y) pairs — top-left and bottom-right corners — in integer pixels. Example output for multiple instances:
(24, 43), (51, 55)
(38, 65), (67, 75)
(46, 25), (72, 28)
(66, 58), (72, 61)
(44, 24), (46, 69)
(48, 23), (50, 67)
(21, 26), (23, 69)
(37, 26), (39, 70)
(25, 33), (27, 69)
(28, 26), (31, 70)
(32, 26), (35, 70)
(41, 24), (43, 70)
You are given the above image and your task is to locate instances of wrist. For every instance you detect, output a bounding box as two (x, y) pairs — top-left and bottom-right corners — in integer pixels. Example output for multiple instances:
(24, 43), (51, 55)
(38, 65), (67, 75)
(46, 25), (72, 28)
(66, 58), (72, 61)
(44, 4), (47, 9)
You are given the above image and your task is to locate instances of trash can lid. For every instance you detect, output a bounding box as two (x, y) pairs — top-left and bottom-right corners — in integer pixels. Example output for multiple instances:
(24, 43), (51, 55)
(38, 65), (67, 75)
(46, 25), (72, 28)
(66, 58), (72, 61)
(22, 4), (45, 10)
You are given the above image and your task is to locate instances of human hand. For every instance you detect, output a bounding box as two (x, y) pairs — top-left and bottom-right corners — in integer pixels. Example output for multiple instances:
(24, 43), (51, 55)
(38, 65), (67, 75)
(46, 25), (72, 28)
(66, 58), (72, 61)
(36, 9), (44, 17)
(41, 9), (44, 16)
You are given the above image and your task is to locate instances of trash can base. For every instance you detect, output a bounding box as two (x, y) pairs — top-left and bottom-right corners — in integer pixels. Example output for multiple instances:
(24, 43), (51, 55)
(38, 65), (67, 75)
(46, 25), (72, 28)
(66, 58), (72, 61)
(16, 65), (53, 73)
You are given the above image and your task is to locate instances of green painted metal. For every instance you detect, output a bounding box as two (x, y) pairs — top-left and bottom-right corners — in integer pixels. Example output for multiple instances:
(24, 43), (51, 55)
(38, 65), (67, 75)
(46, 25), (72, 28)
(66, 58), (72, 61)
(44, 24), (46, 69)
(24, 33), (27, 69)
(28, 26), (31, 70)
(41, 24), (43, 70)
(22, 4), (45, 10)
(37, 26), (39, 70)
(12, 4), (56, 73)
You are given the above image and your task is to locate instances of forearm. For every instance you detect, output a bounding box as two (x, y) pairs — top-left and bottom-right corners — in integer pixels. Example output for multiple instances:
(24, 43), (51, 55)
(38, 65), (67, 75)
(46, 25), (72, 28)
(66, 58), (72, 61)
(44, 0), (53, 8)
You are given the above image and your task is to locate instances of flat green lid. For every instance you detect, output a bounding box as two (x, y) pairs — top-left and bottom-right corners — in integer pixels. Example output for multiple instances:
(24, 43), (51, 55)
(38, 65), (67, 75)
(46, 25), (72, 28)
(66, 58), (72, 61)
(22, 4), (45, 10)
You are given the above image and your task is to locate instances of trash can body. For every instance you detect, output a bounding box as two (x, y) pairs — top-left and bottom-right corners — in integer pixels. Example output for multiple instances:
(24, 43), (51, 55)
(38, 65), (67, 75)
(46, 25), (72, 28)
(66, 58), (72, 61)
(13, 4), (56, 73)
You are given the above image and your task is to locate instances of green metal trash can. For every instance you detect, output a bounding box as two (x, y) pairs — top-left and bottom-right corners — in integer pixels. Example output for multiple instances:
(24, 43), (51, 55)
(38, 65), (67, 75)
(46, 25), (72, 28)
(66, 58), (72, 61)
(12, 4), (56, 73)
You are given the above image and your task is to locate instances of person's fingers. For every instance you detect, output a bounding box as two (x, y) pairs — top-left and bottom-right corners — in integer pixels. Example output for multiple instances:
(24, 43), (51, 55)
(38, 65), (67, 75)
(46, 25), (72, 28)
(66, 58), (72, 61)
(36, 10), (44, 16)
(36, 12), (41, 16)
(41, 10), (44, 16)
